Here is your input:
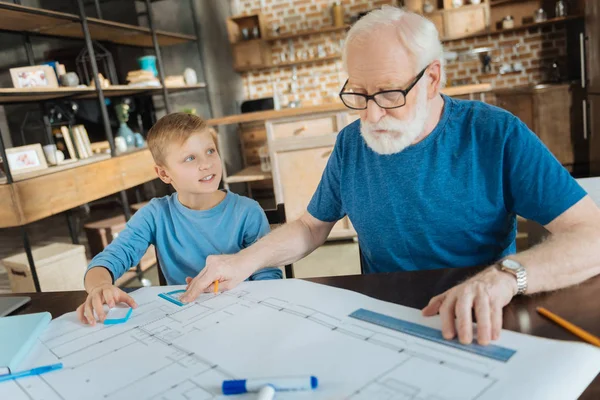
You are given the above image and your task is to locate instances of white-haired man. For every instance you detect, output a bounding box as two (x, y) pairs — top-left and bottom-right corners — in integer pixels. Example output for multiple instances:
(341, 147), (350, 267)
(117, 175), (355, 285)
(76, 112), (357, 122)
(181, 6), (600, 345)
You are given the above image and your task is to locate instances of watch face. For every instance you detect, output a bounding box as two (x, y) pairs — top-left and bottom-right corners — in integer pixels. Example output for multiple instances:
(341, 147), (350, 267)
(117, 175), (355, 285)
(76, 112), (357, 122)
(502, 259), (521, 271)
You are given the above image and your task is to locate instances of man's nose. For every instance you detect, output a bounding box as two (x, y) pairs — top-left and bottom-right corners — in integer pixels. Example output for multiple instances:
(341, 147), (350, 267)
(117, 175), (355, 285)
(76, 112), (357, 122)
(365, 99), (386, 124)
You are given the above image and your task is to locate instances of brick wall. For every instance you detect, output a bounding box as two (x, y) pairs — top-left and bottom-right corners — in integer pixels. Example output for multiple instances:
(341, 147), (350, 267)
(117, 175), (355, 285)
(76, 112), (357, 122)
(233, 1), (568, 106)
(444, 24), (568, 97)
(234, 0), (394, 106)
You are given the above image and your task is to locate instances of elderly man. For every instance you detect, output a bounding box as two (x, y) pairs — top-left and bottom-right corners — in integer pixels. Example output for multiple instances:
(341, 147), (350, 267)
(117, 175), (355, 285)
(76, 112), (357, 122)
(182, 6), (600, 345)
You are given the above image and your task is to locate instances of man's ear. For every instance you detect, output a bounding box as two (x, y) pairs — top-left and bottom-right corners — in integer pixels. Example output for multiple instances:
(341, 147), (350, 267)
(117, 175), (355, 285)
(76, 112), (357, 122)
(154, 164), (172, 184)
(426, 60), (442, 99)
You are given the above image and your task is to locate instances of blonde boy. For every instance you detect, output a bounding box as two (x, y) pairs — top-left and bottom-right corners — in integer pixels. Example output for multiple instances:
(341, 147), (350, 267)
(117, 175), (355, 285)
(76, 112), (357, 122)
(77, 113), (281, 325)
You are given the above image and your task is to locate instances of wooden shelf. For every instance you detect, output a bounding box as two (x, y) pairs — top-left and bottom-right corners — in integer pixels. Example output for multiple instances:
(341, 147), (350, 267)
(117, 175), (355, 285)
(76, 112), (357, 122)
(224, 165), (271, 184)
(442, 14), (583, 42)
(0, 2), (196, 47)
(0, 153), (111, 184)
(0, 84), (206, 105)
(236, 54), (341, 73)
(0, 149), (156, 228)
(265, 25), (349, 42)
(489, 0), (527, 6)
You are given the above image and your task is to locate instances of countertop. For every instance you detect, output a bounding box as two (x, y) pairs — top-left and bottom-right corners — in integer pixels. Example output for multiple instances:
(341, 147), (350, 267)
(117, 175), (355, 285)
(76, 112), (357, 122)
(206, 83), (492, 126)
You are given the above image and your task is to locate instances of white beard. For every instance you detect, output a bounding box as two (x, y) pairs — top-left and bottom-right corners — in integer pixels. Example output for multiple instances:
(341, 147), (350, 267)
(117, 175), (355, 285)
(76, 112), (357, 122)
(360, 81), (429, 155)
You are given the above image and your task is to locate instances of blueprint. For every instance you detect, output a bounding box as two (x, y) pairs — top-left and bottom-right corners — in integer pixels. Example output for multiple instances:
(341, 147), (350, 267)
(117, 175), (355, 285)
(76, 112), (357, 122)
(1, 279), (599, 400)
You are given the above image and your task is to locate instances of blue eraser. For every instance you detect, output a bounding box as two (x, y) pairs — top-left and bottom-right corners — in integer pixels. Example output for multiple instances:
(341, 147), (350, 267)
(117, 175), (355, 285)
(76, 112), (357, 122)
(103, 306), (133, 325)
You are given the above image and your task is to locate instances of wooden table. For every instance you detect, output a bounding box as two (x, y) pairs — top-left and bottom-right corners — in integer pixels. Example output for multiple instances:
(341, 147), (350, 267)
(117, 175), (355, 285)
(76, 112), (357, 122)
(3, 266), (599, 398)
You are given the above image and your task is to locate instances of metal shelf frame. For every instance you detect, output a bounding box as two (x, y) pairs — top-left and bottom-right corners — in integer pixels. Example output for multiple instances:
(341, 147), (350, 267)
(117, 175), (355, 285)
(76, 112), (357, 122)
(0, 0), (213, 291)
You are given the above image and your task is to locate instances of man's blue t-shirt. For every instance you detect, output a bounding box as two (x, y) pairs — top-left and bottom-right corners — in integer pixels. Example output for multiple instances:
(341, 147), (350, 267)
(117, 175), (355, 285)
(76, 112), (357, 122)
(308, 95), (586, 273)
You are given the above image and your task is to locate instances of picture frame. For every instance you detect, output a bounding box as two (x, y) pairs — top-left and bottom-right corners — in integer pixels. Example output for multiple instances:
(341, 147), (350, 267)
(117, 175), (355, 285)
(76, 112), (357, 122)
(9, 65), (59, 89)
(3, 144), (49, 175)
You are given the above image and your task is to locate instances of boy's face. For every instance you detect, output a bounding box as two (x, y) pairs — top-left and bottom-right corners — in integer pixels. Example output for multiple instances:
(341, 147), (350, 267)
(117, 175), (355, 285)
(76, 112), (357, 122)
(155, 130), (222, 195)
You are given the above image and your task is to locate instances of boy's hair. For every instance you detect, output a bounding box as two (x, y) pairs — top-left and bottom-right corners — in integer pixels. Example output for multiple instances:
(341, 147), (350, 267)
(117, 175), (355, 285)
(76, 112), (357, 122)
(147, 113), (217, 165)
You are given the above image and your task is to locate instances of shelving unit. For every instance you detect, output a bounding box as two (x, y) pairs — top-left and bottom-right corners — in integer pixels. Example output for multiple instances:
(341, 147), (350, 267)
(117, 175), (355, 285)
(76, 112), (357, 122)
(0, 83), (207, 104)
(265, 25), (349, 42)
(228, 12), (348, 73)
(0, 0), (212, 292)
(438, 14), (584, 42)
(235, 54), (342, 73)
(0, 2), (196, 47)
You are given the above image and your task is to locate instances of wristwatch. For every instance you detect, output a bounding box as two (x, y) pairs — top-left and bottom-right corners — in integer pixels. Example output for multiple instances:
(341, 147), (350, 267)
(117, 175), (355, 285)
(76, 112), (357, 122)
(499, 259), (528, 295)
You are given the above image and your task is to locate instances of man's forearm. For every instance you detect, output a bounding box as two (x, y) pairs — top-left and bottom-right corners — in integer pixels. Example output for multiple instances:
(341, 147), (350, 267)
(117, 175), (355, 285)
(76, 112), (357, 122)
(511, 223), (600, 294)
(237, 215), (332, 273)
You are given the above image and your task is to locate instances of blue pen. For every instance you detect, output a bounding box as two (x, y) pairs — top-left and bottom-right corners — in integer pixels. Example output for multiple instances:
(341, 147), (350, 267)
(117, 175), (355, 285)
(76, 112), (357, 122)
(222, 376), (318, 395)
(0, 363), (63, 383)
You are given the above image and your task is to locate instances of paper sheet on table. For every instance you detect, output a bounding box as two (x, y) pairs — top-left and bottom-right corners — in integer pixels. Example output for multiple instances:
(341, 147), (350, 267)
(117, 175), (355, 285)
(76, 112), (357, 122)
(1, 279), (599, 400)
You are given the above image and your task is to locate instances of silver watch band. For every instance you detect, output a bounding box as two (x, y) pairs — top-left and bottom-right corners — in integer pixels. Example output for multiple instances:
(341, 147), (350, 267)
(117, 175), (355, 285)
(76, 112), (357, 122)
(515, 267), (527, 295)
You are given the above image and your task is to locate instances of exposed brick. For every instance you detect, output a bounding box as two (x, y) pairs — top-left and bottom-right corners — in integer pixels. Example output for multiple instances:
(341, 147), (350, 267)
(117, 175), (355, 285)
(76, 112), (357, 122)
(239, 0), (565, 102)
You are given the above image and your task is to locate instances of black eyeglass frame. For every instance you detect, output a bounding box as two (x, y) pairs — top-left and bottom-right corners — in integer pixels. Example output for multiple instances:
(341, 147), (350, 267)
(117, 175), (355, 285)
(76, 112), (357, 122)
(339, 66), (429, 110)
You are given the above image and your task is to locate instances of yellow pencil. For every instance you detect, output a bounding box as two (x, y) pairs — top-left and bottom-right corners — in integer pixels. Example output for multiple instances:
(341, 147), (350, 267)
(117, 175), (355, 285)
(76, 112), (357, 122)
(214, 280), (219, 294)
(536, 307), (600, 347)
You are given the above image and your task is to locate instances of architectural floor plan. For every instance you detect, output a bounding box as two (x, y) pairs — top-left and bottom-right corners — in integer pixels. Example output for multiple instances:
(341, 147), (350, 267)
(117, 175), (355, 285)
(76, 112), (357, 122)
(1, 280), (599, 399)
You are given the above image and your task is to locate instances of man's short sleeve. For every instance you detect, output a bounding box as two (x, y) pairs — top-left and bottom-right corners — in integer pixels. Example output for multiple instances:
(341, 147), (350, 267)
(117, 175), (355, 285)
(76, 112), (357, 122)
(503, 117), (586, 226)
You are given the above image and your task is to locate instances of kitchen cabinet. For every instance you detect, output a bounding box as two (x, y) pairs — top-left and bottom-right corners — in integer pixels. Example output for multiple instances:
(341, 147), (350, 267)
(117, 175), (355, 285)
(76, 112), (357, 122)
(266, 112), (356, 240)
(588, 94), (600, 175)
(495, 84), (586, 170)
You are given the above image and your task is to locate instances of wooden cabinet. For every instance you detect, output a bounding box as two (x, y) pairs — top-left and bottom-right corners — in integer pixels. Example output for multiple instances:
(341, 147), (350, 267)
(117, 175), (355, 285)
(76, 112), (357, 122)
(269, 114), (339, 140)
(274, 145), (352, 238)
(266, 112), (356, 240)
(444, 5), (489, 39)
(231, 40), (271, 71)
(585, 0), (600, 93)
(495, 93), (534, 129)
(495, 84), (587, 169)
(589, 94), (600, 175)
(426, 12), (445, 36)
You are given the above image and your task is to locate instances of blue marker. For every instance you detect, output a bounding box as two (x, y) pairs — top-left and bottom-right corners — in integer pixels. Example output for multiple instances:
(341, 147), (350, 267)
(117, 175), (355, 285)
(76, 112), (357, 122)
(0, 363), (63, 383)
(222, 375), (318, 395)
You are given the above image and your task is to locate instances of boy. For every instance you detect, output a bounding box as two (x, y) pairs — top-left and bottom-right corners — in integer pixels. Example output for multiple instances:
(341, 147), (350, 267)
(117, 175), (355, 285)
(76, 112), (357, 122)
(76, 113), (282, 325)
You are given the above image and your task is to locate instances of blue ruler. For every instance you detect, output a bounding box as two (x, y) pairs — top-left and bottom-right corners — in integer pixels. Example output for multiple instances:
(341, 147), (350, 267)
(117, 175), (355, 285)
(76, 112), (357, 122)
(349, 308), (516, 363)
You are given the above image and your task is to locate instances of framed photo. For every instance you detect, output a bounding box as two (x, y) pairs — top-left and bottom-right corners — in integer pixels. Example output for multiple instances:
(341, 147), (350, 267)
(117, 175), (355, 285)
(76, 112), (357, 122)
(4, 144), (49, 175)
(9, 65), (59, 89)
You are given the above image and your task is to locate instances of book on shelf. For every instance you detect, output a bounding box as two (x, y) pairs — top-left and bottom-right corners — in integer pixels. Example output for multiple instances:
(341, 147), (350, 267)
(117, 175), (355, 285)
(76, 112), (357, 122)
(57, 126), (78, 161)
(76, 125), (93, 158)
(72, 125), (89, 159)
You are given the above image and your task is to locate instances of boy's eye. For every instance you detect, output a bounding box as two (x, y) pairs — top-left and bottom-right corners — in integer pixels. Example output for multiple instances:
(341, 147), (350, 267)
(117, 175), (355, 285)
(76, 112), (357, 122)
(184, 155), (195, 162)
(207, 148), (216, 155)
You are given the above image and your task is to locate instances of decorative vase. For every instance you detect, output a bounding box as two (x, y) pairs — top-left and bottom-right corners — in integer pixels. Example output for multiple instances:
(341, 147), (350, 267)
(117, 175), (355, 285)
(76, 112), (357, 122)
(115, 103), (135, 149)
(118, 122), (135, 148)
(134, 132), (145, 148)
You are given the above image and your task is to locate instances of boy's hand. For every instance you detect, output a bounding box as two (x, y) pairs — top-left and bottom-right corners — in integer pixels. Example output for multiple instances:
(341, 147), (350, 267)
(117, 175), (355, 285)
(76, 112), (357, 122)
(76, 283), (138, 326)
(180, 254), (253, 303)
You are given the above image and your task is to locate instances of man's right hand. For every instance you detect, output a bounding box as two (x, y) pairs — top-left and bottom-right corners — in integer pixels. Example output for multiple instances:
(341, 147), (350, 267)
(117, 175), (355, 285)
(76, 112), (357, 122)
(76, 284), (138, 326)
(180, 254), (253, 303)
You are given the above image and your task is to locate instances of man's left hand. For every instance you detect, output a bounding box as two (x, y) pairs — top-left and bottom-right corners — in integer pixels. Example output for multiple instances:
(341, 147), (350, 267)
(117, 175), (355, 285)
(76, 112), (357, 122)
(421, 266), (518, 345)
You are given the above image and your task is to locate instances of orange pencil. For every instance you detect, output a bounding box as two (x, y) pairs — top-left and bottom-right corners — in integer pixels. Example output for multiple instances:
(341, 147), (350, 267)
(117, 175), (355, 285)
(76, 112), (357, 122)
(214, 280), (219, 294)
(536, 307), (600, 347)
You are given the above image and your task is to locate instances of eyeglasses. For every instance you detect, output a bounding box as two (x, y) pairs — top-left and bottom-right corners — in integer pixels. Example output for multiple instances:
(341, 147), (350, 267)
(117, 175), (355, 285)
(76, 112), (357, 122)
(339, 66), (428, 110)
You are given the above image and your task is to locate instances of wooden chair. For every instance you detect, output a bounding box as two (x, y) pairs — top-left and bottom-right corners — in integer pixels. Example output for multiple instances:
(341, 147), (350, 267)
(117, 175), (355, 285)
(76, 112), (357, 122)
(153, 203), (294, 286)
(156, 251), (167, 286)
(265, 204), (294, 278)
